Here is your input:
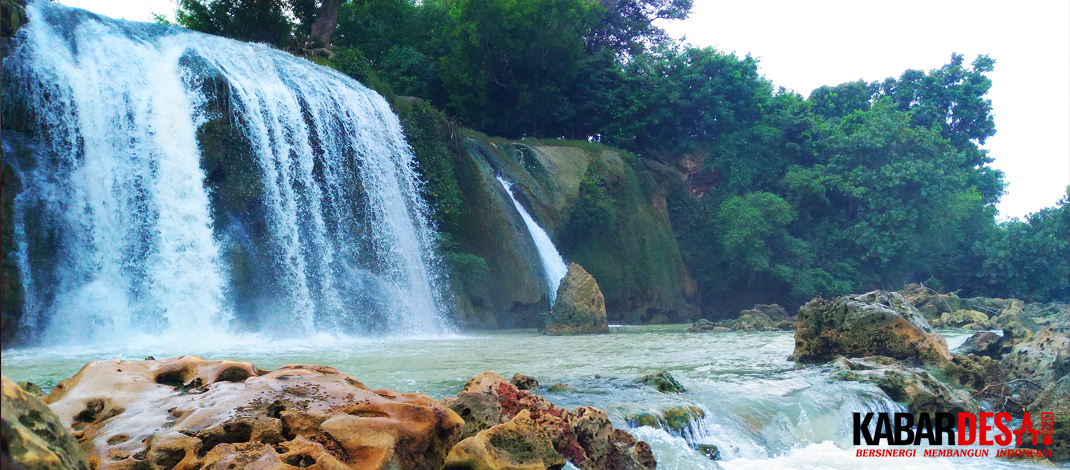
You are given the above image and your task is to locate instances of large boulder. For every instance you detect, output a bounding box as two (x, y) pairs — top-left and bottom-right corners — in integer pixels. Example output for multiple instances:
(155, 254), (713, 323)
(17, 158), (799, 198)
(931, 309), (990, 330)
(42, 356), (464, 470)
(1000, 329), (1070, 391)
(729, 310), (778, 332)
(540, 263), (609, 335)
(829, 356), (976, 416)
(751, 304), (789, 320)
(443, 410), (565, 470)
(440, 372), (654, 470)
(792, 291), (951, 365)
(1, 376), (90, 470)
(634, 371), (685, 393)
(1022, 375), (1069, 462)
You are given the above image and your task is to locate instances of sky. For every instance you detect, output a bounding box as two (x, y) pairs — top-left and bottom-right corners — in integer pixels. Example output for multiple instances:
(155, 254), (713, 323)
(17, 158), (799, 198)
(57, 0), (1070, 220)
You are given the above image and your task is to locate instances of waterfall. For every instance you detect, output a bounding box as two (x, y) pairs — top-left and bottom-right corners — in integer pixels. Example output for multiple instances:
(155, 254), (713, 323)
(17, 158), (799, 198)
(496, 176), (567, 305)
(2, 2), (449, 344)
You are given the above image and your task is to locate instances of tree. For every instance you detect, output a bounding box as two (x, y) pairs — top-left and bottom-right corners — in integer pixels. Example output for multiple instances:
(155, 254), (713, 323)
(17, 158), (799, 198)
(586, 0), (692, 56)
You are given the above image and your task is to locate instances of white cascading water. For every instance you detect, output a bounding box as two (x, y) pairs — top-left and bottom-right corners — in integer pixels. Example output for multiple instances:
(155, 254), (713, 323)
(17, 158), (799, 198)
(496, 176), (568, 305)
(3, 2), (449, 344)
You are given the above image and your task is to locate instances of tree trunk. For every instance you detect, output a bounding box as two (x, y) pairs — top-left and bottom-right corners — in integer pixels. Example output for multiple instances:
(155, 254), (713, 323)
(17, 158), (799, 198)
(309, 0), (343, 49)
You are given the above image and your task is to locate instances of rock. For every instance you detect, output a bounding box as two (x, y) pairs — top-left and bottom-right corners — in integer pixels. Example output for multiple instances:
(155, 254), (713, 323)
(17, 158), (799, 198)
(1022, 375), (1069, 462)
(898, 284), (963, 319)
(829, 356), (976, 416)
(14, 381), (42, 396)
(511, 373), (540, 391)
(752, 304), (789, 320)
(956, 331), (1002, 356)
(625, 406), (704, 434)
(1000, 329), (1070, 391)
(440, 372), (654, 470)
(1, 376), (91, 470)
(686, 319), (716, 333)
(695, 444), (720, 460)
(943, 354), (1002, 391)
(547, 383), (569, 393)
(42, 356), (464, 470)
(540, 263), (609, 335)
(442, 409), (565, 470)
(729, 310), (779, 332)
(933, 309), (990, 329)
(634, 371), (685, 393)
(793, 290), (951, 365)
(648, 313), (670, 324)
(711, 326), (731, 333)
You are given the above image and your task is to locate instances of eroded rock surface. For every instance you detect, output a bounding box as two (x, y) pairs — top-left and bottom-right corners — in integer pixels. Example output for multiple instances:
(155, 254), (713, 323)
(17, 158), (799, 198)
(1, 376), (91, 470)
(440, 372), (654, 470)
(793, 291), (951, 365)
(829, 356), (976, 416)
(42, 356), (463, 470)
(540, 263), (609, 335)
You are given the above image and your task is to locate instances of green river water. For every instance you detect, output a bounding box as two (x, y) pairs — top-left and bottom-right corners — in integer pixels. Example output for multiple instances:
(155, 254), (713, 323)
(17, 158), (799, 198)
(0, 326), (1055, 469)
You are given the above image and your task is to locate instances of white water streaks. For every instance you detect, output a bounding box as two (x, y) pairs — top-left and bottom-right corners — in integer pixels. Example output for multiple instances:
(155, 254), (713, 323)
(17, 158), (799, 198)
(497, 176), (568, 305)
(3, 2), (450, 343)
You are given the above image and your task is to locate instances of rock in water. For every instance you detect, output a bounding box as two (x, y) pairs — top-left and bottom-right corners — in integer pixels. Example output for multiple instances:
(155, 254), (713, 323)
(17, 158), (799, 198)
(510, 373), (539, 391)
(41, 356), (463, 470)
(1, 376), (90, 470)
(443, 410), (565, 470)
(440, 372), (655, 470)
(1000, 328), (1070, 391)
(540, 263), (609, 335)
(793, 290), (951, 365)
(634, 371), (686, 393)
(686, 319), (716, 333)
(829, 356), (976, 416)
(1023, 375), (1069, 462)
(956, 331), (1003, 356)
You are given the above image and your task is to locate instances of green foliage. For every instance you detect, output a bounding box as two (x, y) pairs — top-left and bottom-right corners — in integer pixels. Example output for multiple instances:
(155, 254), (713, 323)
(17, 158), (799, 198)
(397, 98), (463, 234)
(177, 0), (295, 47)
(717, 192), (793, 272)
(444, 251), (489, 293)
(560, 165), (617, 244)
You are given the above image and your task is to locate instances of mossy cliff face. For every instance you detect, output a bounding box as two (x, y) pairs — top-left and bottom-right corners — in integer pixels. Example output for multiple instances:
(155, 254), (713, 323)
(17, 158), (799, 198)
(457, 137), (698, 324)
(0, 0), (27, 349)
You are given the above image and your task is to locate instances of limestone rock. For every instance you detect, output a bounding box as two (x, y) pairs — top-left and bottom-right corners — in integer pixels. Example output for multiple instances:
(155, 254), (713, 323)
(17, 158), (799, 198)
(442, 410), (565, 470)
(634, 371), (685, 393)
(898, 284), (963, 319)
(1, 376), (90, 470)
(752, 304), (789, 320)
(932, 309), (989, 330)
(685, 319), (716, 333)
(829, 356), (976, 416)
(956, 331), (1002, 356)
(511, 373), (539, 391)
(42, 356), (463, 470)
(540, 263), (609, 335)
(1000, 329), (1070, 391)
(440, 372), (654, 470)
(1023, 375), (1069, 462)
(793, 290), (951, 365)
(624, 406), (704, 434)
(729, 310), (778, 332)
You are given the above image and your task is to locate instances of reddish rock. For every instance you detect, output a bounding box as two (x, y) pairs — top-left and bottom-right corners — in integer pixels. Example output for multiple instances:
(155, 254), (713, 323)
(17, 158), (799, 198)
(441, 372), (655, 470)
(42, 356), (463, 470)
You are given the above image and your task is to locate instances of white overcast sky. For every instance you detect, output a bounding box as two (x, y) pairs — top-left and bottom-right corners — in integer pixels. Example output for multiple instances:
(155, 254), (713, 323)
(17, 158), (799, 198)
(59, 0), (1070, 219)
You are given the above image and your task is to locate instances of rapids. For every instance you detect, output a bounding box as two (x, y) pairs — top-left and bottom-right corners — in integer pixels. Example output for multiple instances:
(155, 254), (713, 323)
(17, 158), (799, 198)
(0, 327), (1046, 469)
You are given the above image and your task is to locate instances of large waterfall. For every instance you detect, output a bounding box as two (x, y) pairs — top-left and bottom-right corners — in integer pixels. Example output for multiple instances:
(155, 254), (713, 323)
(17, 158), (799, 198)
(496, 176), (567, 305)
(1, 2), (450, 344)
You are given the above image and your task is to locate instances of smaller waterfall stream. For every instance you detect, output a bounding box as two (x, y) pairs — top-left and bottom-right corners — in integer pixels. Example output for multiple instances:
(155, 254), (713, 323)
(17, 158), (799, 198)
(497, 176), (568, 305)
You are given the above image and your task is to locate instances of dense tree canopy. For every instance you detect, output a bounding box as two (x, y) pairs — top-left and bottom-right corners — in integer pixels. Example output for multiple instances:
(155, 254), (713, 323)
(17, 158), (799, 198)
(170, 0), (1069, 313)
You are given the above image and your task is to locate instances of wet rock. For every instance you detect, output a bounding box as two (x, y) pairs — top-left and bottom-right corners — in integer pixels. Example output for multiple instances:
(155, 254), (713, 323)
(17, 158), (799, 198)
(829, 356), (976, 416)
(943, 354), (1002, 391)
(956, 331), (1002, 356)
(1000, 328), (1070, 391)
(511, 373), (540, 391)
(547, 383), (569, 393)
(898, 284), (963, 319)
(443, 409), (565, 470)
(540, 263), (609, 335)
(440, 372), (654, 470)
(625, 406), (704, 433)
(729, 310), (779, 332)
(1022, 375), (1069, 462)
(42, 356), (464, 470)
(634, 370), (685, 393)
(1, 376), (90, 470)
(686, 319), (716, 333)
(695, 444), (720, 460)
(793, 290), (951, 365)
(932, 309), (990, 330)
(710, 326), (731, 333)
(648, 313), (670, 324)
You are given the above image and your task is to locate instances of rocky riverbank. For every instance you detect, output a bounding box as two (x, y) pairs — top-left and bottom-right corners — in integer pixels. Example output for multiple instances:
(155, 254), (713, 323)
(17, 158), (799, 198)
(1, 357), (655, 470)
